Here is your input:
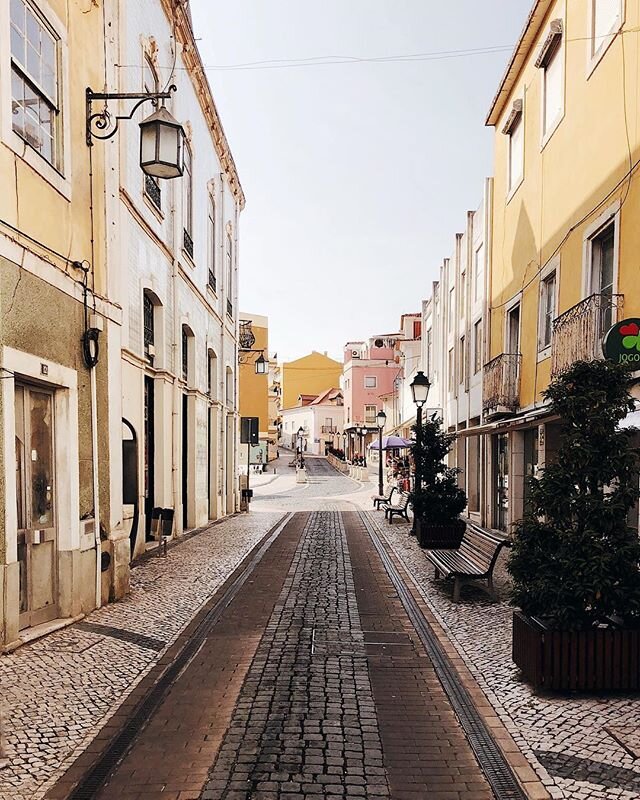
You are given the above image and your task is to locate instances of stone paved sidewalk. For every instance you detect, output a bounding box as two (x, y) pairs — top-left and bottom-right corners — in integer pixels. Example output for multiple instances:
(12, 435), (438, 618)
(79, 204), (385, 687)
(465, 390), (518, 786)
(0, 510), (283, 800)
(369, 512), (640, 800)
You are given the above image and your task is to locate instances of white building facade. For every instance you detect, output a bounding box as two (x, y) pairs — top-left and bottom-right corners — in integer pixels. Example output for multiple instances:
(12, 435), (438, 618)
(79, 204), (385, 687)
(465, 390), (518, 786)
(108, 0), (244, 559)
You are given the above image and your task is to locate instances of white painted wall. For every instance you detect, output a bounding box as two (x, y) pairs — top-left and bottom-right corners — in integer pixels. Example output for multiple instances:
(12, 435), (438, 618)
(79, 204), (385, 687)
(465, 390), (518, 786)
(109, 0), (242, 554)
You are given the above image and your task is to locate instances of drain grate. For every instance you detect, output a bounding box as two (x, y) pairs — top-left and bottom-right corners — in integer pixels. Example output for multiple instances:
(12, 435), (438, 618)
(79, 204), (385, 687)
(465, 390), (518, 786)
(359, 511), (527, 800)
(66, 513), (293, 800)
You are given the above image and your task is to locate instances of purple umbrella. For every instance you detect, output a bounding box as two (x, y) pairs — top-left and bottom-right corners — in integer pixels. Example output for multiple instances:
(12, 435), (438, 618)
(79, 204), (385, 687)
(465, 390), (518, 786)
(369, 435), (414, 450)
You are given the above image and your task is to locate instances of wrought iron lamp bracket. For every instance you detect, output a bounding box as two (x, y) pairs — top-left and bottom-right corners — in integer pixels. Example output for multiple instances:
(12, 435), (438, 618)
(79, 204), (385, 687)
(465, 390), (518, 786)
(86, 85), (177, 146)
(238, 349), (265, 365)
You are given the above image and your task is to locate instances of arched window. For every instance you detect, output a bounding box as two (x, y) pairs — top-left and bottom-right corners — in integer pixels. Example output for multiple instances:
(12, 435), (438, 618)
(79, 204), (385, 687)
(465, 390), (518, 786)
(207, 349), (218, 399)
(181, 324), (195, 385)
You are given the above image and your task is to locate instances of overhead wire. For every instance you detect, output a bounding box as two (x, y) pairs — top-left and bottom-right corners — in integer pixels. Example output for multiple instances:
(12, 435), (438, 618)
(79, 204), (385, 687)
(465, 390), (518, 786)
(113, 27), (640, 74)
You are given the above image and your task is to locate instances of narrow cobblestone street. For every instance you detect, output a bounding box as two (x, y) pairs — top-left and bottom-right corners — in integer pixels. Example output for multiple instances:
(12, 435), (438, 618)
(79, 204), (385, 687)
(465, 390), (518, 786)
(2, 457), (639, 800)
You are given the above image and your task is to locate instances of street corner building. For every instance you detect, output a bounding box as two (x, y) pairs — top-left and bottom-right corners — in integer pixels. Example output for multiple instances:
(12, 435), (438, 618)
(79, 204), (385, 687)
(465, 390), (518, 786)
(0, 0), (245, 651)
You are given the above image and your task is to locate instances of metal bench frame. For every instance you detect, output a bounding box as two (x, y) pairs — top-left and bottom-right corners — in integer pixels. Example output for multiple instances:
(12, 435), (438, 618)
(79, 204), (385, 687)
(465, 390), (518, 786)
(372, 486), (396, 510)
(382, 492), (411, 524)
(424, 522), (510, 601)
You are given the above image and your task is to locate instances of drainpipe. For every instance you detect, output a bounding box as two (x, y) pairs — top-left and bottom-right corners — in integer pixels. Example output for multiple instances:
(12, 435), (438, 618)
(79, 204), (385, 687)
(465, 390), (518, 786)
(90, 364), (101, 608)
(219, 173), (226, 513)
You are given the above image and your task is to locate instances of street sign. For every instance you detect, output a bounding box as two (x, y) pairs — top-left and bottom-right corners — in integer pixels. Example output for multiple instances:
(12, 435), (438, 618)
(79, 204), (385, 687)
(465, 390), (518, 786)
(602, 319), (640, 366)
(240, 417), (259, 445)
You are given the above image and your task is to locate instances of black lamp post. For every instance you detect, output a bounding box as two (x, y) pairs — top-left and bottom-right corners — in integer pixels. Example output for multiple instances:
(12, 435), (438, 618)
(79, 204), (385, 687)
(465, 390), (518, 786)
(376, 409), (387, 497)
(342, 432), (347, 460)
(410, 371), (431, 535)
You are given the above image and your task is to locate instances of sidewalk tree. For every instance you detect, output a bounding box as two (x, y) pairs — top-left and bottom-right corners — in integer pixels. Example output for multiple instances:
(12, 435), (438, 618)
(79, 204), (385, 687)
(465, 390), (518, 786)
(410, 416), (467, 548)
(510, 359), (640, 689)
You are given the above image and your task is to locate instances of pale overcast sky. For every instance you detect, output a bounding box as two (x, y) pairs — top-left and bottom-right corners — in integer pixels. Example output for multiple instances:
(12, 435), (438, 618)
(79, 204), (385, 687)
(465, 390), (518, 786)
(190, 1), (532, 362)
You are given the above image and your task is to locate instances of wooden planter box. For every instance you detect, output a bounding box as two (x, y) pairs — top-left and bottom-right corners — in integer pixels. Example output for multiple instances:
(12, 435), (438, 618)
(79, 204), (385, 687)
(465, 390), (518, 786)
(512, 610), (640, 691)
(417, 518), (465, 550)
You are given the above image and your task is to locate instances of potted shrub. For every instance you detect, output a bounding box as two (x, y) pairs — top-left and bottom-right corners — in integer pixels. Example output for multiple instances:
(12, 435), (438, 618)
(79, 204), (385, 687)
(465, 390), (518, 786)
(410, 416), (467, 549)
(509, 359), (640, 691)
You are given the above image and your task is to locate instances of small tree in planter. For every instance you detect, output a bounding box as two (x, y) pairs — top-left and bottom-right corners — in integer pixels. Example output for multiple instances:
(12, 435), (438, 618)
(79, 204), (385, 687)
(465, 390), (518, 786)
(509, 359), (640, 690)
(409, 416), (467, 549)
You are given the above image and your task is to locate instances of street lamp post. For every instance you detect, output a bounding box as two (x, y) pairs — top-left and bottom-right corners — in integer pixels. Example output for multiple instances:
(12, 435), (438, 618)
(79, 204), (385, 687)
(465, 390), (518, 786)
(342, 432), (347, 460)
(410, 371), (431, 535)
(376, 410), (387, 497)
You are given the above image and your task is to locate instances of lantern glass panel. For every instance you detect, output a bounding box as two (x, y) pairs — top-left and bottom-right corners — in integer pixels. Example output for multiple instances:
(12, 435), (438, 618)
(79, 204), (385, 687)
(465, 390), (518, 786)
(158, 124), (178, 164)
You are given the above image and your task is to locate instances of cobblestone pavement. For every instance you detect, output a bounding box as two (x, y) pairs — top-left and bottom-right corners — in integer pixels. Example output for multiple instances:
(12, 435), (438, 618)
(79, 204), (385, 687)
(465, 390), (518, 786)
(0, 511), (284, 800)
(201, 511), (391, 800)
(372, 514), (640, 800)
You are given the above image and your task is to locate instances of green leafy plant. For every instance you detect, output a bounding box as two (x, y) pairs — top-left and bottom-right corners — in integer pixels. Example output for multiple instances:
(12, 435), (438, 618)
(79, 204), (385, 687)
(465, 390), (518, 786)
(508, 359), (640, 630)
(409, 416), (467, 524)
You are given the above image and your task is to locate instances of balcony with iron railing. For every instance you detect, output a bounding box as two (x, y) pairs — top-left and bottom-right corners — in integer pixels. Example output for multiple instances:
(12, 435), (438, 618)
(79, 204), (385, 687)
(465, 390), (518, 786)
(321, 426), (338, 434)
(183, 228), (194, 259)
(551, 293), (623, 376)
(482, 353), (522, 417)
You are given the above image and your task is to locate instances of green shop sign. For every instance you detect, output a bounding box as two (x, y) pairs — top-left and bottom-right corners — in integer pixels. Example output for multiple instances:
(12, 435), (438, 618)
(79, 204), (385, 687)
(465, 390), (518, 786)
(603, 318), (640, 365)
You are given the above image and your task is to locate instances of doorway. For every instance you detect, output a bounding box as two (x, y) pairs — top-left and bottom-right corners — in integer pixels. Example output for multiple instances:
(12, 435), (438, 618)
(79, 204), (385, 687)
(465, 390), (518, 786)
(493, 433), (509, 532)
(182, 393), (188, 529)
(15, 384), (58, 630)
(143, 376), (155, 541)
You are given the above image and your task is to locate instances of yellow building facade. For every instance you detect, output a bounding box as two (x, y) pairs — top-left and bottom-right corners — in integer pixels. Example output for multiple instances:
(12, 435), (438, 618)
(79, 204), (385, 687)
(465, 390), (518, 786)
(281, 352), (343, 411)
(239, 313), (270, 438)
(482, 0), (640, 531)
(0, 0), (118, 648)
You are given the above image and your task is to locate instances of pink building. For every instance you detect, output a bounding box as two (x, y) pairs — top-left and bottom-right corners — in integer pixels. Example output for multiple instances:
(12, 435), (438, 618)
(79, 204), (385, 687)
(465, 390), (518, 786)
(342, 335), (402, 460)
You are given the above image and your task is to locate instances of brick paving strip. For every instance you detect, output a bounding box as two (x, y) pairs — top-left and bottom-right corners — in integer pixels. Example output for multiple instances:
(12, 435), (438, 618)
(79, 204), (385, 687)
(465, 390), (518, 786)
(201, 511), (390, 800)
(344, 511), (495, 800)
(43, 512), (307, 800)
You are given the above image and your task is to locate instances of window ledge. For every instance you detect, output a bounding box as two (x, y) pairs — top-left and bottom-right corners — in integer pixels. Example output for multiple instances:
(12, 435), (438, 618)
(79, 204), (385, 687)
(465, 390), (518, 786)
(587, 23), (623, 78)
(4, 131), (71, 200)
(181, 248), (196, 269)
(143, 193), (164, 222)
(537, 346), (551, 363)
(506, 175), (524, 204)
(540, 111), (564, 151)
(206, 284), (218, 299)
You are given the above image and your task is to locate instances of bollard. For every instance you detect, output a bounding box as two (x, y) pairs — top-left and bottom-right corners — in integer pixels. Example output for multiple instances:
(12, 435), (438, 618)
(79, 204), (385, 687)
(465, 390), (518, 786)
(0, 705), (9, 770)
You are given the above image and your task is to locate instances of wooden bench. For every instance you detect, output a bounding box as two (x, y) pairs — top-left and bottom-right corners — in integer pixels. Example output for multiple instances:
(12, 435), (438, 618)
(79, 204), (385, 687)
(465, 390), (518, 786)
(424, 522), (510, 602)
(382, 492), (411, 524)
(372, 486), (396, 510)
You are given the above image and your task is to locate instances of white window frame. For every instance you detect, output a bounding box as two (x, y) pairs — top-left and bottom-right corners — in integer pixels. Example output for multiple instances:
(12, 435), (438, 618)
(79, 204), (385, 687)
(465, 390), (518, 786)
(582, 201), (620, 298)
(537, 19), (565, 148)
(364, 376), (377, 389)
(364, 404), (377, 423)
(207, 190), (216, 293)
(504, 293), (523, 356)
(503, 98), (524, 200)
(587, 0), (624, 75)
(537, 257), (560, 360)
(0, 0), (70, 198)
(474, 243), (485, 303)
(473, 318), (483, 375)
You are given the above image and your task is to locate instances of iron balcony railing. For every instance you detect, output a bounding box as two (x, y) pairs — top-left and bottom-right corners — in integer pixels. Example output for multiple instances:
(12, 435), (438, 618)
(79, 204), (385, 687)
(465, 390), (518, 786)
(482, 353), (522, 414)
(321, 426), (337, 434)
(551, 293), (623, 376)
(144, 175), (161, 211)
(183, 228), (194, 259)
